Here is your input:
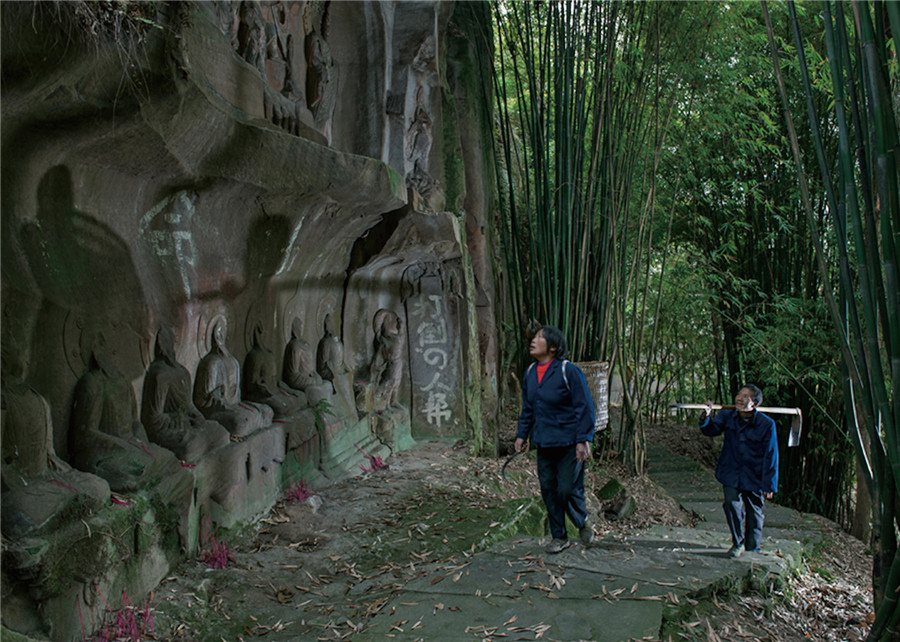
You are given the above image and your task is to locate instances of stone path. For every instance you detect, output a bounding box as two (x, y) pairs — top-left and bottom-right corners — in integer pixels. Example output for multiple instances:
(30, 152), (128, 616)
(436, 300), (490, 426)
(142, 439), (826, 641)
(360, 442), (823, 641)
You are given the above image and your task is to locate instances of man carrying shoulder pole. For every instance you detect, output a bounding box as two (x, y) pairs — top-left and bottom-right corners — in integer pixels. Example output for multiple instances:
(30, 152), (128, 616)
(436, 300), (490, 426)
(699, 384), (779, 558)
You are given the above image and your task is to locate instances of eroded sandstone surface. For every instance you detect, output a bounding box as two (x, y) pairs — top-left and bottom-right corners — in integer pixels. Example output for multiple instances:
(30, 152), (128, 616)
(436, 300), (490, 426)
(1, 2), (498, 639)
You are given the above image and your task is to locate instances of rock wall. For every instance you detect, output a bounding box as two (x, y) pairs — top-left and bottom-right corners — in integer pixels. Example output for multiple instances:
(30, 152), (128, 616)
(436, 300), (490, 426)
(0, 2), (498, 639)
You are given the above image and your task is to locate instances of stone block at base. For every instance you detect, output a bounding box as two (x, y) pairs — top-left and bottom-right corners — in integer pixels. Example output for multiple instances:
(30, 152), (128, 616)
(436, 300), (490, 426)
(319, 417), (391, 480)
(275, 410), (324, 487)
(1, 494), (182, 642)
(371, 406), (415, 453)
(193, 423), (286, 531)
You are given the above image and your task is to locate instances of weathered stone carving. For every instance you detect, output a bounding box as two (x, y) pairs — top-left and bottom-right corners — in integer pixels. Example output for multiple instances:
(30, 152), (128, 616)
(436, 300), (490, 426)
(370, 309), (405, 410)
(316, 312), (345, 394)
(1, 358), (110, 539)
(412, 34), (437, 75)
(236, 1), (266, 74)
(69, 332), (168, 492)
(283, 316), (331, 406)
(406, 88), (438, 198)
(243, 324), (307, 418)
(280, 31), (300, 100)
(225, 0), (329, 137)
(304, 1), (335, 125)
(353, 308), (414, 453)
(141, 325), (230, 462)
(305, 29), (331, 116)
(403, 30), (439, 201)
(2, 384), (67, 492)
(194, 315), (274, 438)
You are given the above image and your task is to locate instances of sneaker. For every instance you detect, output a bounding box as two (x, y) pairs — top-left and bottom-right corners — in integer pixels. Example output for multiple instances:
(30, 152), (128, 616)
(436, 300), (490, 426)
(545, 538), (571, 554)
(579, 523), (594, 545)
(728, 545), (744, 558)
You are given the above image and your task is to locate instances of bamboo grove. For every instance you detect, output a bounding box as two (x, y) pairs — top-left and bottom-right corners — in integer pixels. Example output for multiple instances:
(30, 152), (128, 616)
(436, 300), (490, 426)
(490, 1), (720, 469)
(763, 1), (900, 637)
(490, 1), (898, 638)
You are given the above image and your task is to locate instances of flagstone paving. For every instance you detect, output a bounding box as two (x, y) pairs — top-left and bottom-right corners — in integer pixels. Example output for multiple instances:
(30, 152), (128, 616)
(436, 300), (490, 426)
(360, 442), (823, 641)
(139, 439), (827, 641)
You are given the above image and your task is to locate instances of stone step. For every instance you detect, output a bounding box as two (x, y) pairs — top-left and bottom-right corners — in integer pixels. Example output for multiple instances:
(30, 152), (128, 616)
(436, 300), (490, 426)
(361, 442), (825, 640)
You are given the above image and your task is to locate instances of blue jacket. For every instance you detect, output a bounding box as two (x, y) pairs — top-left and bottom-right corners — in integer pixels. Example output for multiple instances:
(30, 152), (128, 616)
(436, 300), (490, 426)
(516, 359), (595, 447)
(700, 409), (778, 494)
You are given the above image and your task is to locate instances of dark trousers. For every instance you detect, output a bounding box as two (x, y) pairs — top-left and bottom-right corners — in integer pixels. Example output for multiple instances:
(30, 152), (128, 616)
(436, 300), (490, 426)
(722, 485), (765, 551)
(537, 445), (588, 539)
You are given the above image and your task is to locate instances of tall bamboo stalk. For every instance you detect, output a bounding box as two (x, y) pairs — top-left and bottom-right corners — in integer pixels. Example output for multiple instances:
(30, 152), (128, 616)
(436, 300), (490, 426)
(765, 0), (900, 636)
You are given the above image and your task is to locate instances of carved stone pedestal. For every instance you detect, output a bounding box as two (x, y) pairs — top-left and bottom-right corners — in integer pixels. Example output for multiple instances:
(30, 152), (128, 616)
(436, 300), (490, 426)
(191, 423), (285, 531)
(1, 469), (192, 642)
(319, 416), (391, 480)
(277, 408), (326, 488)
(371, 405), (415, 454)
(1, 470), (110, 541)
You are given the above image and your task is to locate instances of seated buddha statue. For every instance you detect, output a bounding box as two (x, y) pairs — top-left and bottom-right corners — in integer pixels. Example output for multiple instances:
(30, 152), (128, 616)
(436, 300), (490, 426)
(282, 316), (331, 406)
(242, 323), (307, 418)
(193, 316), (273, 438)
(69, 333), (165, 492)
(141, 325), (230, 462)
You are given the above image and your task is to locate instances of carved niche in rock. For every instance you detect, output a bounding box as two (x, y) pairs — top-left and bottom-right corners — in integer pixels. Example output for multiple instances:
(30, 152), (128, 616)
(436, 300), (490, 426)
(141, 325), (230, 462)
(243, 323), (307, 418)
(194, 315), (274, 438)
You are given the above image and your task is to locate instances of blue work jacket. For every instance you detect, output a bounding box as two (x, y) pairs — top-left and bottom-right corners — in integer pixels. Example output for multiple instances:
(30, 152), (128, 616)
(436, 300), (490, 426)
(700, 409), (778, 494)
(516, 359), (595, 448)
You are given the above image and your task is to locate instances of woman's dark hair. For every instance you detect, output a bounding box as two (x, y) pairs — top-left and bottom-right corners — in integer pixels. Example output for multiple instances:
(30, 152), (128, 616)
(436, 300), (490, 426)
(540, 325), (569, 360)
(741, 383), (763, 406)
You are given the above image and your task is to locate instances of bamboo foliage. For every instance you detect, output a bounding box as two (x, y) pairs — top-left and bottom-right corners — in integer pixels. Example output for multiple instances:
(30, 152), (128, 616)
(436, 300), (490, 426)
(613, 6), (722, 470)
(764, 0), (900, 637)
(492, 0), (626, 468)
(492, 1), (652, 358)
(492, 1), (719, 472)
(492, 0), (626, 361)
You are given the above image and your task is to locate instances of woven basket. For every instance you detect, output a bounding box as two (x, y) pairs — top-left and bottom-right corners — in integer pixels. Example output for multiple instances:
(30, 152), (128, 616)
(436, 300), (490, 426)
(575, 361), (609, 433)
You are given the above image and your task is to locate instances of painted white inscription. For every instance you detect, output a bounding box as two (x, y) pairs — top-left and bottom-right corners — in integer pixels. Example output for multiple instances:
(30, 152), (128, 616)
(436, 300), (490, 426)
(412, 295), (453, 428)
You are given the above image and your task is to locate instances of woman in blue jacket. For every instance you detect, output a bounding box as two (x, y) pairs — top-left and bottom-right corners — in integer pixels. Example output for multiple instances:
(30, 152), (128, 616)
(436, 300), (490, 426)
(515, 326), (596, 553)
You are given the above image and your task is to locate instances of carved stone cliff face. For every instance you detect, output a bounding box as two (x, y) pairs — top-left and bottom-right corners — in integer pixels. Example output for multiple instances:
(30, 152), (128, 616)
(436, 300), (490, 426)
(1, 2), (498, 638)
(1, 0), (498, 454)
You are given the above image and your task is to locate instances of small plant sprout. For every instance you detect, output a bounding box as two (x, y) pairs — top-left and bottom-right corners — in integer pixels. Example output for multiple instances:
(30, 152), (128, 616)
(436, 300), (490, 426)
(285, 474), (313, 504)
(83, 587), (155, 642)
(354, 443), (387, 473)
(200, 515), (231, 570)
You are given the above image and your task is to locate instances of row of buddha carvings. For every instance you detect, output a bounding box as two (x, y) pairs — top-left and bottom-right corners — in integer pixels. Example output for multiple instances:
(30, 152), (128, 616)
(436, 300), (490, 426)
(1, 307), (406, 538)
